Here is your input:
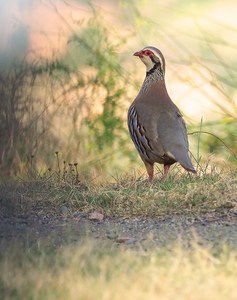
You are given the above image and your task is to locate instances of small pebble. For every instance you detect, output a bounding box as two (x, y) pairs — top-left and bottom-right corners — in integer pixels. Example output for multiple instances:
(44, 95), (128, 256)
(73, 212), (81, 221)
(60, 206), (68, 214)
(89, 212), (104, 221)
(73, 212), (80, 217)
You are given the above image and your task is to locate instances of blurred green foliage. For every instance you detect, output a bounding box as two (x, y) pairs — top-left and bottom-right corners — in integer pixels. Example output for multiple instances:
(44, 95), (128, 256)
(198, 118), (237, 161)
(67, 16), (127, 151)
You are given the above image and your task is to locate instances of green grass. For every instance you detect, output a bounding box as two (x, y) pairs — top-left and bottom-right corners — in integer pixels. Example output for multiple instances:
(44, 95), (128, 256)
(4, 165), (236, 218)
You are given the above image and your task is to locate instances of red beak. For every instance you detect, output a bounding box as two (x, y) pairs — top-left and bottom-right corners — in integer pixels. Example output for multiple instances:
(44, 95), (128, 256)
(133, 51), (143, 58)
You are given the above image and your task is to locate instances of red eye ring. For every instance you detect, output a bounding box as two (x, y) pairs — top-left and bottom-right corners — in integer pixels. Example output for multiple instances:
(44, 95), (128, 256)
(143, 50), (153, 56)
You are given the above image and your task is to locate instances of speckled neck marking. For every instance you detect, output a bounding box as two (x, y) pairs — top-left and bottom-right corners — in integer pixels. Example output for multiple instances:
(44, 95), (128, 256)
(140, 65), (164, 94)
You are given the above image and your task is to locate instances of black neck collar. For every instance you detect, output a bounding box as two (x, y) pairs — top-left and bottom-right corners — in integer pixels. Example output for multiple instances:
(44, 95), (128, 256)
(146, 62), (161, 76)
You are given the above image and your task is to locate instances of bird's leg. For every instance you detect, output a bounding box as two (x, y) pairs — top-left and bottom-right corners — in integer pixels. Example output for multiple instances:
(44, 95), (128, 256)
(144, 162), (154, 184)
(162, 164), (170, 181)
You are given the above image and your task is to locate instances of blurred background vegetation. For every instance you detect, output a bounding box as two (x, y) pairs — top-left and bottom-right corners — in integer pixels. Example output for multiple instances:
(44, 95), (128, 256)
(0, 0), (237, 181)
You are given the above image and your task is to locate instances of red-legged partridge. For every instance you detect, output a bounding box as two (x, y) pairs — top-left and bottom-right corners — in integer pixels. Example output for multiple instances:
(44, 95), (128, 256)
(128, 46), (196, 183)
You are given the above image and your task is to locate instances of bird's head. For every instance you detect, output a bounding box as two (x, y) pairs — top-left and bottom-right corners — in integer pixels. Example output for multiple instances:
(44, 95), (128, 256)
(133, 46), (165, 75)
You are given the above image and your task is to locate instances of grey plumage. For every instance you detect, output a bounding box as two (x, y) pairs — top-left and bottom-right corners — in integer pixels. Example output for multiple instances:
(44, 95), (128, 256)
(128, 46), (196, 183)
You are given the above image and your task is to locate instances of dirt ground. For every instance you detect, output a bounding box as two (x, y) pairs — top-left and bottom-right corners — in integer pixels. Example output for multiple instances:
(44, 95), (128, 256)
(1, 183), (237, 249)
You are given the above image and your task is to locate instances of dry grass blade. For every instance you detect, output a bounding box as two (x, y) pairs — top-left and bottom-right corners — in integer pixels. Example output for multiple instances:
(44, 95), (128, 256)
(189, 130), (237, 160)
(1, 239), (237, 300)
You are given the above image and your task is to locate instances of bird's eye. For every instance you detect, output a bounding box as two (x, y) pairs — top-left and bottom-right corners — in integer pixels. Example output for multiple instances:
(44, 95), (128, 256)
(143, 50), (153, 56)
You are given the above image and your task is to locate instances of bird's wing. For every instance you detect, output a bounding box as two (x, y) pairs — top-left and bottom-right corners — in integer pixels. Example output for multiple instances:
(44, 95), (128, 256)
(128, 104), (165, 162)
(156, 109), (195, 171)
